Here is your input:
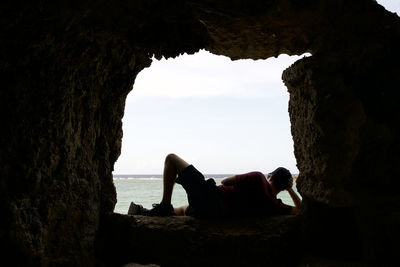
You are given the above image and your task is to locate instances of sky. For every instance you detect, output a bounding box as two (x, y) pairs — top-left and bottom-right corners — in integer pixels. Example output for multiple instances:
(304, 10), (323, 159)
(113, 0), (399, 175)
(114, 51), (307, 175)
(376, 0), (400, 15)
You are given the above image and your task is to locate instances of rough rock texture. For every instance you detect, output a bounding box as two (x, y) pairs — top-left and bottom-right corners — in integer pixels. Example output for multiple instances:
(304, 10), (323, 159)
(97, 214), (303, 267)
(1, 0), (399, 266)
(1, 1), (204, 265)
(282, 13), (400, 265)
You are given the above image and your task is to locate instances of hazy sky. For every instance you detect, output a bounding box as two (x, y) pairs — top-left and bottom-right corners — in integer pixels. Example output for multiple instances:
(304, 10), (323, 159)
(376, 0), (400, 14)
(113, 0), (399, 175)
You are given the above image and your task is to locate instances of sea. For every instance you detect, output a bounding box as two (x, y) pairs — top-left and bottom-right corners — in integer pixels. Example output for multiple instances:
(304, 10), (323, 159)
(113, 174), (298, 214)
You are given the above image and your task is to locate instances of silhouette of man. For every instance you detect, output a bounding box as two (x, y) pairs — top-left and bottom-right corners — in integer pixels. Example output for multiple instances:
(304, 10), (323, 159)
(128, 153), (301, 218)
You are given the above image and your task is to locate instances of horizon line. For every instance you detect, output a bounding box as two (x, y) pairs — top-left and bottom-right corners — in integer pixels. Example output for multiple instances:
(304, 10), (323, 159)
(112, 173), (299, 176)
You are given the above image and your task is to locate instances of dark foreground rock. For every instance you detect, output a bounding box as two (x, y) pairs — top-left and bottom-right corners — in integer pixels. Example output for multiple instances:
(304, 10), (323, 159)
(97, 212), (364, 266)
(97, 214), (303, 267)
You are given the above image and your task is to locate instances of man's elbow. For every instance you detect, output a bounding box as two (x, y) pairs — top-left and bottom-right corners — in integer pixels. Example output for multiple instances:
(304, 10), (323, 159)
(291, 206), (301, 215)
(221, 176), (236, 186)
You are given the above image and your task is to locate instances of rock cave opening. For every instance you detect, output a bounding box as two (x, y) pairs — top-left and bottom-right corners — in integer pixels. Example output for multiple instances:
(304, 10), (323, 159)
(2, 0), (400, 266)
(112, 50), (310, 214)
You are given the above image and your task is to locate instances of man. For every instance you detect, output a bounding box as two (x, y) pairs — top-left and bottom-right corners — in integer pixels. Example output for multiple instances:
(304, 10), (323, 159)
(128, 153), (302, 218)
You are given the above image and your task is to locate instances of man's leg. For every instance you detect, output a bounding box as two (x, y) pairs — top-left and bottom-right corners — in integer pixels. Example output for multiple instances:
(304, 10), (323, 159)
(128, 154), (189, 216)
(161, 153), (190, 205)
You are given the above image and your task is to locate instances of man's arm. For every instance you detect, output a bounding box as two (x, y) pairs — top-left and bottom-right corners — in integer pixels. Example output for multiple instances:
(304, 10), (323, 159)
(221, 175), (236, 186)
(286, 177), (302, 214)
(287, 188), (302, 214)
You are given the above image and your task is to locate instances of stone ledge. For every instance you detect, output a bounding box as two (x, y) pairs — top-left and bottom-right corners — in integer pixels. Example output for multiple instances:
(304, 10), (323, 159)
(97, 213), (303, 266)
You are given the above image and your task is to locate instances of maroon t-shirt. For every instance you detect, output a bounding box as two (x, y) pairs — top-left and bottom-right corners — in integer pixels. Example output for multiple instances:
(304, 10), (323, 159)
(217, 172), (293, 217)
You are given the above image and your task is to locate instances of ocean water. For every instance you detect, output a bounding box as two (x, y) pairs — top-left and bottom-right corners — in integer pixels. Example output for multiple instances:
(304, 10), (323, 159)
(113, 174), (298, 214)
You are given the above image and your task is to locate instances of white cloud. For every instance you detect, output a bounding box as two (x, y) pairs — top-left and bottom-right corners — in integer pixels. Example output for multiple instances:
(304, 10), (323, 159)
(127, 50), (309, 101)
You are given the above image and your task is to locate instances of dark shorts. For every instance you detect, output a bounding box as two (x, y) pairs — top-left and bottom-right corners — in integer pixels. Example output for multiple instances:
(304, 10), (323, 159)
(175, 165), (220, 219)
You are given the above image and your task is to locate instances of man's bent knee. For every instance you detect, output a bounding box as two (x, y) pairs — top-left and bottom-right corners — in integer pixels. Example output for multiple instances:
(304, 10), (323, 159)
(164, 153), (190, 175)
(165, 153), (178, 165)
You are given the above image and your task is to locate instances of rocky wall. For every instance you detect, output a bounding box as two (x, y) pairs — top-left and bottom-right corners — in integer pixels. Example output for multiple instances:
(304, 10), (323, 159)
(0, 22), (147, 265)
(0, 1), (205, 264)
(283, 28), (400, 265)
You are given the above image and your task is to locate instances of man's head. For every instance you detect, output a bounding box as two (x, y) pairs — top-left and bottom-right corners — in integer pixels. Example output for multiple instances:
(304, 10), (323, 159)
(268, 167), (292, 191)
